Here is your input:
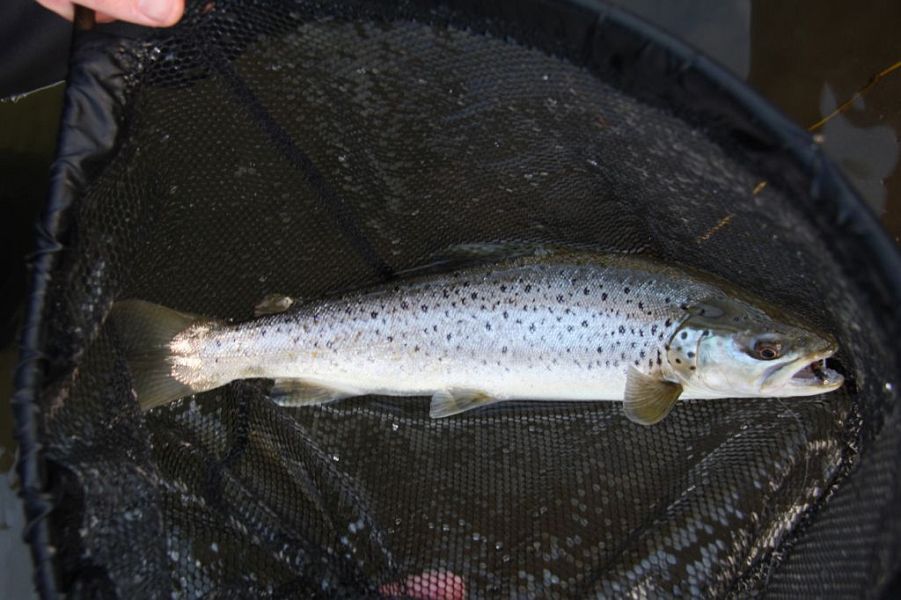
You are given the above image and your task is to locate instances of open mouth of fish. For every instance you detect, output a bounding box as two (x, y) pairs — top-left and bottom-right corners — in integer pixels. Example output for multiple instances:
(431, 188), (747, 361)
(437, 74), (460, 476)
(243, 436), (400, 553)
(789, 359), (842, 387)
(767, 347), (844, 391)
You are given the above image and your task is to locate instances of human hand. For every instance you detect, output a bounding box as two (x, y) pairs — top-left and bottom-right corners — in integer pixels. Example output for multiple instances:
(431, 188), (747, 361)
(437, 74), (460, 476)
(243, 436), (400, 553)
(36, 0), (184, 27)
(379, 570), (466, 600)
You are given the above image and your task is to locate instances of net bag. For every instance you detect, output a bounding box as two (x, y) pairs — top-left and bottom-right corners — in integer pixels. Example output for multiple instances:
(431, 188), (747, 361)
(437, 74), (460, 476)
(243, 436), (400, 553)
(12, 0), (901, 597)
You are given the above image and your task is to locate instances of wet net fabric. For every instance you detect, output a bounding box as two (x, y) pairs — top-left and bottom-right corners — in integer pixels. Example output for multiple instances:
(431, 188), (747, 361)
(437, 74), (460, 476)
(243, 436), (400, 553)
(18, 0), (900, 597)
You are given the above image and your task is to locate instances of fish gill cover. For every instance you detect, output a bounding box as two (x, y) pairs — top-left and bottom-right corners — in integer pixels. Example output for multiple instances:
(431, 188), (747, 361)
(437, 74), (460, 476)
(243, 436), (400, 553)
(12, 0), (901, 598)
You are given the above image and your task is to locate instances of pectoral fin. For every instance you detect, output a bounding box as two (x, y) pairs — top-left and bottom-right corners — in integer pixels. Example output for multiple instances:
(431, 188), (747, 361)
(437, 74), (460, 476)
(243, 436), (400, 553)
(270, 379), (355, 407)
(623, 368), (683, 425)
(430, 389), (497, 418)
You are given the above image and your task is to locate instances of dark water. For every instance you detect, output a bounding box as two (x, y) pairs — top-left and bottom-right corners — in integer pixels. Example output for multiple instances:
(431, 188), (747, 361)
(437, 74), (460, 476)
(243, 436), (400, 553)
(0, 1), (898, 596)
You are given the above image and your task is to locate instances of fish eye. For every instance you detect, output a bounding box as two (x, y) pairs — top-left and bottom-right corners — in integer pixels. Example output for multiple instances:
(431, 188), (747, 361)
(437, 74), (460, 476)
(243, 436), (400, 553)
(753, 340), (782, 360)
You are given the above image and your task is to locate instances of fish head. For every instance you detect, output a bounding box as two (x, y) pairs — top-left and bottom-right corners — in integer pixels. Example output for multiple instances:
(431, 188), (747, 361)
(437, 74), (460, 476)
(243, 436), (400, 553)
(666, 297), (843, 398)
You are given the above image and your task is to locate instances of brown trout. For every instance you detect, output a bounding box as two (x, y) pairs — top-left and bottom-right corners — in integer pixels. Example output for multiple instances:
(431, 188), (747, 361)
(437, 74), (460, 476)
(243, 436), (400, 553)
(110, 253), (843, 425)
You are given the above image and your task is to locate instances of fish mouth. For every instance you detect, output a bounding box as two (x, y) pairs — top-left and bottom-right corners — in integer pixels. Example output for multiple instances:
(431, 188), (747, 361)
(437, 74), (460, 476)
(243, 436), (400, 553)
(762, 344), (844, 394)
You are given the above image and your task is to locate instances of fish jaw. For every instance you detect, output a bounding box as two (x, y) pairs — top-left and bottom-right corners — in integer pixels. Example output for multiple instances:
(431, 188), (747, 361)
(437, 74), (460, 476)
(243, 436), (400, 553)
(759, 343), (844, 397)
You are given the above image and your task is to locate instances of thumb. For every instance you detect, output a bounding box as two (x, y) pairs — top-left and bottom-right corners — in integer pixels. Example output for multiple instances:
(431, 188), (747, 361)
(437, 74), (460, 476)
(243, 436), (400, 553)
(36, 0), (184, 26)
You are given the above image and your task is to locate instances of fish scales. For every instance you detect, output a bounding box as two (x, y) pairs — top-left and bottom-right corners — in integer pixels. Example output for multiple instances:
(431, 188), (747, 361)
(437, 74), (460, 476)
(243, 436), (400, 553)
(178, 256), (711, 401)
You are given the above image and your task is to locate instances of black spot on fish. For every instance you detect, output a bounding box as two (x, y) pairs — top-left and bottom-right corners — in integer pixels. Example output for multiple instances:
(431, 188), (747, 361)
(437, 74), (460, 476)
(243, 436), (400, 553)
(485, 323), (492, 331)
(681, 331), (688, 340)
(556, 294), (564, 303)
(665, 344), (670, 350)
(387, 336), (394, 342)
(690, 366), (696, 371)
(665, 319), (672, 327)
(261, 329), (267, 336)
(687, 351), (695, 358)
(618, 326), (625, 334)
(680, 303), (688, 310)
(657, 357), (662, 366)
(624, 287), (631, 294)
(664, 297), (670, 303)
(703, 330), (710, 336)
(524, 284), (532, 292)
(503, 311), (509, 319)
(583, 287), (590, 295)
(215, 340), (222, 347)
(634, 360), (640, 366)
(582, 320), (589, 328)
(432, 325), (438, 332)
(401, 300), (409, 310)
(529, 323), (537, 332)
(414, 345), (420, 352)
(675, 358), (682, 364)
(370, 312), (378, 319)
(620, 352), (626, 360)
(640, 351), (646, 358)
(471, 292), (478, 300)
(446, 333), (452, 341)
(421, 305), (429, 313)
(500, 284), (507, 292)
(502, 346), (508, 354)
(638, 302), (644, 310)
(651, 325), (658, 334)
(567, 326), (574, 332)
(596, 346), (603, 354)
(602, 293), (608, 301)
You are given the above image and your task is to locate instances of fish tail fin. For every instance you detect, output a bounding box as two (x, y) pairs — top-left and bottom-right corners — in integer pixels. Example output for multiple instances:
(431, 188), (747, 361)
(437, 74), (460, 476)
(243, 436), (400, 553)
(109, 300), (205, 411)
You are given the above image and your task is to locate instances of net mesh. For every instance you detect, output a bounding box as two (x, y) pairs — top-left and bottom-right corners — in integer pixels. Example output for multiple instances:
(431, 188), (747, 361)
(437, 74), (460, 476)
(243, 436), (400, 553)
(20, 0), (900, 597)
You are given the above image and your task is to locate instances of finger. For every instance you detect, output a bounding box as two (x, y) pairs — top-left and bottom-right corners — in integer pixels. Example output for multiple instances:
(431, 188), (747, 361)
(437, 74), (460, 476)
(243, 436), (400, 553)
(87, 0), (184, 26)
(38, 0), (185, 26)
(379, 570), (466, 600)
(34, 0), (76, 21)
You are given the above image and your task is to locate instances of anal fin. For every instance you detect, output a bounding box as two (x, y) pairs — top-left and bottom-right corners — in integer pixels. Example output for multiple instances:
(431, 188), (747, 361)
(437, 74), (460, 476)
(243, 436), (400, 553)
(270, 379), (355, 407)
(623, 367), (683, 425)
(430, 389), (498, 418)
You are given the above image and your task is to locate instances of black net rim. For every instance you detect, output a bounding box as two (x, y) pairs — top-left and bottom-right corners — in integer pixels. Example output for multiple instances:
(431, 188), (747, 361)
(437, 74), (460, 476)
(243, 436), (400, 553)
(11, 1), (901, 597)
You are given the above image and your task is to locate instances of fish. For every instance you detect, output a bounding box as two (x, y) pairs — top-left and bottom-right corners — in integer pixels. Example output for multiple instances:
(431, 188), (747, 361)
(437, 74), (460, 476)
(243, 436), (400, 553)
(109, 253), (843, 425)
